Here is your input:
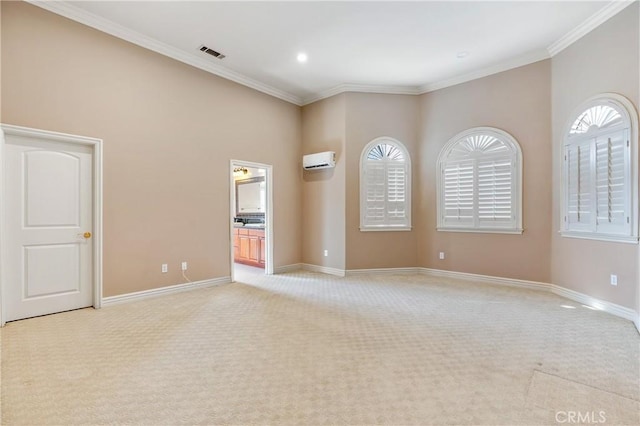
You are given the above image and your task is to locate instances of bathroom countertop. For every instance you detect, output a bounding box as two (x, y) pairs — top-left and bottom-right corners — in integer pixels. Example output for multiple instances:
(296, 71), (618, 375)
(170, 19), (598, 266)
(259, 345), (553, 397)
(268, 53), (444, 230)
(234, 223), (265, 230)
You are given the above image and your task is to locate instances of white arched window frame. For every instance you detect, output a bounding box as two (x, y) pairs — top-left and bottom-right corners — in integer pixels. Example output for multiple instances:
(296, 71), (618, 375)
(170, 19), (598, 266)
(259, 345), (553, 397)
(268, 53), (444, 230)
(561, 93), (638, 243)
(360, 137), (411, 231)
(437, 127), (523, 234)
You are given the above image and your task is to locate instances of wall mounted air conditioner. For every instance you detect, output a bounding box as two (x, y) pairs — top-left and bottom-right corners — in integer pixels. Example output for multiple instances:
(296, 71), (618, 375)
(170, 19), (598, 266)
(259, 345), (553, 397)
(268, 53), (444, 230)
(303, 151), (336, 170)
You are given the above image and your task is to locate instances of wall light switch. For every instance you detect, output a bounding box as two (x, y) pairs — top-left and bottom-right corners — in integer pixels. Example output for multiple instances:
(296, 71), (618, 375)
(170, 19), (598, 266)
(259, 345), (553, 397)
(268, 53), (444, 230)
(181, 261), (188, 271)
(161, 264), (168, 273)
(439, 252), (445, 260)
(324, 250), (328, 257)
(610, 274), (617, 286)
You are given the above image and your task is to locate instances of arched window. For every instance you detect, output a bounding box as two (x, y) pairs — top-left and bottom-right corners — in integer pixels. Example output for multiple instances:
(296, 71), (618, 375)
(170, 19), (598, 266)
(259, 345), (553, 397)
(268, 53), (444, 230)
(562, 94), (638, 242)
(437, 127), (522, 233)
(360, 137), (411, 231)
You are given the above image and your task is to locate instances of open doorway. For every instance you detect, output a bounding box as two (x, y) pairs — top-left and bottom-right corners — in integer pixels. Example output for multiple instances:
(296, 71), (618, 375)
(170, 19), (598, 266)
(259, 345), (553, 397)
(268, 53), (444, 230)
(229, 160), (273, 283)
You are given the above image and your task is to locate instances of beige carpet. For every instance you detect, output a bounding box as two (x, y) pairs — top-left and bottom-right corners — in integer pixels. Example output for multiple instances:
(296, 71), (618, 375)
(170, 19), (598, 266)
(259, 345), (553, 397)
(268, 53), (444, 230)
(2, 268), (639, 425)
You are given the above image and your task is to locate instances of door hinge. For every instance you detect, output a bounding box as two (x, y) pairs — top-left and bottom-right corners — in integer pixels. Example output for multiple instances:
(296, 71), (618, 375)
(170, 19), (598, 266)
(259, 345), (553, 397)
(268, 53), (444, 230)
(627, 217), (630, 224)
(627, 140), (630, 148)
(564, 216), (567, 222)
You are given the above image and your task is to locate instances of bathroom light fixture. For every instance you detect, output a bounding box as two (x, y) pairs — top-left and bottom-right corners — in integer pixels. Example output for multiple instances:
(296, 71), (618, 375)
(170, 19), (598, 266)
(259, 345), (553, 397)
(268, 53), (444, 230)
(296, 52), (308, 63)
(233, 167), (250, 179)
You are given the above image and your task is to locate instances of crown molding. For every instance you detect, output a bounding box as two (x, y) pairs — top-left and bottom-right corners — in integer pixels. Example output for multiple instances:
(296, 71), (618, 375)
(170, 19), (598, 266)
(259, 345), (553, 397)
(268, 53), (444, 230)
(303, 49), (550, 105)
(26, 0), (304, 106)
(301, 83), (422, 106)
(27, 0), (634, 108)
(547, 0), (636, 57)
(419, 49), (551, 94)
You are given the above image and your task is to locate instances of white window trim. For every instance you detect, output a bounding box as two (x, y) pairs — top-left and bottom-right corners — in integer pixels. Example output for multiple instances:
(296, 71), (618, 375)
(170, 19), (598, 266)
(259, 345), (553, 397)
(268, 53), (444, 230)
(560, 93), (639, 244)
(436, 127), (523, 234)
(359, 137), (412, 232)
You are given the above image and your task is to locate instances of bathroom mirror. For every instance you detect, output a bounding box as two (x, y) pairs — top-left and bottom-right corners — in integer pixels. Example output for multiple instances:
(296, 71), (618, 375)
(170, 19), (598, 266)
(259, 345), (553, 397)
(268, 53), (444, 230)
(236, 177), (265, 215)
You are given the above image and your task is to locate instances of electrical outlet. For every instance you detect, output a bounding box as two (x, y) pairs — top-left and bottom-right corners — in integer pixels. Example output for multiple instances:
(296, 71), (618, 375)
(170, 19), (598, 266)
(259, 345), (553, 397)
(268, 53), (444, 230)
(161, 264), (168, 273)
(324, 250), (328, 257)
(439, 252), (445, 260)
(181, 261), (188, 271)
(610, 274), (617, 286)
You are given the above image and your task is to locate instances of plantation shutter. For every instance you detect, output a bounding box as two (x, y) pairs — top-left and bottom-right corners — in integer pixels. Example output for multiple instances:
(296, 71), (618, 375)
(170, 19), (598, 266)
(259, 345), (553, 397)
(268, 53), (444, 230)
(562, 100), (636, 241)
(364, 161), (387, 226)
(595, 130), (629, 235)
(386, 162), (407, 223)
(442, 160), (474, 226)
(565, 141), (592, 231)
(477, 158), (513, 227)
(437, 129), (522, 233)
(361, 140), (411, 230)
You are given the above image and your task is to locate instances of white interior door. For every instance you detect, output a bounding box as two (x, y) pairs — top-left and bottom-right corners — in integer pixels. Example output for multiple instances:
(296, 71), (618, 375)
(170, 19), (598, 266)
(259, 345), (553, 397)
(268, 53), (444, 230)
(4, 134), (94, 322)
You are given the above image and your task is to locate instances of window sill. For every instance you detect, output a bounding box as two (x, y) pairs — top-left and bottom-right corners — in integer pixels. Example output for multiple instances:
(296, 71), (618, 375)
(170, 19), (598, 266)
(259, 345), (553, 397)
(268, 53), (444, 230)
(360, 226), (412, 232)
(437, 227), (524, 235)
(559, 231), (639, 244)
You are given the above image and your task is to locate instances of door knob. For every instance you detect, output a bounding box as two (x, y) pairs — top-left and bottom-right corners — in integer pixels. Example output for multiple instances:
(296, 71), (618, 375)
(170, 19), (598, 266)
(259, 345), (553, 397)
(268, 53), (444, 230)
(83, 232), (92, 239)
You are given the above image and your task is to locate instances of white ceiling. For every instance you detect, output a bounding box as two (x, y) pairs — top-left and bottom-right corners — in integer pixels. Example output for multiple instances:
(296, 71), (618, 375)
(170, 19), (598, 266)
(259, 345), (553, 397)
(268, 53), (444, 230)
(32, 1), (630, 105)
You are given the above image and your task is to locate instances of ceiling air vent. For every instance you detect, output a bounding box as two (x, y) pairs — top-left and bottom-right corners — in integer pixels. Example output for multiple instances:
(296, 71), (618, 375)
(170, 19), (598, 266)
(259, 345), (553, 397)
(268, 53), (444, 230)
(199, 45), (226, 59)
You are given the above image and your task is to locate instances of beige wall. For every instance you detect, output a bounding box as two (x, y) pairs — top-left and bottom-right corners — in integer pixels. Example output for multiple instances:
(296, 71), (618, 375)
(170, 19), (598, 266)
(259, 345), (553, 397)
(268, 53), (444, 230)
(344, 93), (419, 270)
(301, 92), (419, 271)
(417, 60), (553, 283)
(301, 94), (346, 270)
(1, 2), (302, 296)
(3, 1), (638, 313)
(551, 3), (639, 309)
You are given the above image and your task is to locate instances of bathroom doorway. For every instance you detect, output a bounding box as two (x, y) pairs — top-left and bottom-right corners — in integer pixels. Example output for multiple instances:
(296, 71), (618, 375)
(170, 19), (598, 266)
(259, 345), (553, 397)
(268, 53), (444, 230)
(229, 160), (273, 282)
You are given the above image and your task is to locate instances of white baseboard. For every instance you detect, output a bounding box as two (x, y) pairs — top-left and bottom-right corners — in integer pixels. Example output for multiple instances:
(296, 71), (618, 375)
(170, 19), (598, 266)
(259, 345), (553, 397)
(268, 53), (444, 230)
(101, 276), (231, 307)
(347, 267), (421, 276)
(549, 284), (638, 322)
(274, 263), (303, 274)
(99, 265), (639, 330)
(275, 265), (640, 330)
(301, 263), (346, 277)
(421, 267), (638, 325)
(420, 268), (549, 291)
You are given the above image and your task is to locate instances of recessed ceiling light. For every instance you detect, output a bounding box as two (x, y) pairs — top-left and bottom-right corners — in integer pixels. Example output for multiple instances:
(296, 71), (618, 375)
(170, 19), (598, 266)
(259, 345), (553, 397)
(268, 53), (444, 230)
(297, 52), (308, 63)
(456, 51), (469, 59)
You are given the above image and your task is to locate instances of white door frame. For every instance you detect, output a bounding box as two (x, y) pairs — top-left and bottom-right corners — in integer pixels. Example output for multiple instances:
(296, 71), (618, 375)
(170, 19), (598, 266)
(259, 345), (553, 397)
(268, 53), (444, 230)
(229, 159), (274, 282)
(0, 124), (103, 326)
